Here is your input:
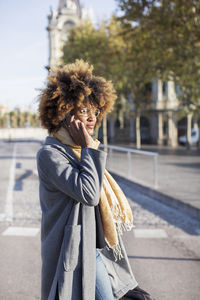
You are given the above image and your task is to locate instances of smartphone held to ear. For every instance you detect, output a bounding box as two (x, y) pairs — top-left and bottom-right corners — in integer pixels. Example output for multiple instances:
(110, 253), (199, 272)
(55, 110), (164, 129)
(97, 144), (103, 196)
(64, 111), (73, 121)
(62, 110), (77, 129)
(62, 112), (71, 128)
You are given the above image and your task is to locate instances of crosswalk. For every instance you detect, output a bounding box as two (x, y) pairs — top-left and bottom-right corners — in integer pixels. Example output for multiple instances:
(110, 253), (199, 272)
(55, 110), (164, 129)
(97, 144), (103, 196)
(133, 228), (168, 238)
(1, 226), (168, 238)
(2, 226), (40, 237)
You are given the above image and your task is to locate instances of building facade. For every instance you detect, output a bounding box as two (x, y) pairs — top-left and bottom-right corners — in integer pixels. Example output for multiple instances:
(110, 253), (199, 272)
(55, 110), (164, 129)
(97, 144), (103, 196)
(47, 0), (82, 68)
(147, 79), (179, 147)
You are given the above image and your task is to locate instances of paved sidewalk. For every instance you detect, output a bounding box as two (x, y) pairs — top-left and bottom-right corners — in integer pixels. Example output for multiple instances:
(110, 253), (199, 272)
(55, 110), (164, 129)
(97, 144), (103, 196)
(105, 143), (200, 220)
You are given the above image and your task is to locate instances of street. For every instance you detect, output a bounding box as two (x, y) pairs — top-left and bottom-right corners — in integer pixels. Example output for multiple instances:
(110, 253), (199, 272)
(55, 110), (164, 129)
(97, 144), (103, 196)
(0, 140), (200, 300)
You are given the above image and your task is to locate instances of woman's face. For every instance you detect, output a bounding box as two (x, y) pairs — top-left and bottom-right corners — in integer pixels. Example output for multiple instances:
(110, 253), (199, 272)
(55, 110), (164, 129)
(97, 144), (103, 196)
(73, 104), (100, 136)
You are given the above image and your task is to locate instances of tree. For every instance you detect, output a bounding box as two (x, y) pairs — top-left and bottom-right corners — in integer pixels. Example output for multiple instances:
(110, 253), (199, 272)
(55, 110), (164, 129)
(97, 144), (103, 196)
(109, 12), (160, 148)
(62, 18), (129, 146)
(9, 111), (17, 128)
(63, 17), (156, 148)
(117, 0), (200, 147)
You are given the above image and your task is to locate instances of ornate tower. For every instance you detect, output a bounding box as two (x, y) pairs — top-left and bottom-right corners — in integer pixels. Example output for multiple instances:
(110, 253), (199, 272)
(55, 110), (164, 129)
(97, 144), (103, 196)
(47, 0), (82, 68)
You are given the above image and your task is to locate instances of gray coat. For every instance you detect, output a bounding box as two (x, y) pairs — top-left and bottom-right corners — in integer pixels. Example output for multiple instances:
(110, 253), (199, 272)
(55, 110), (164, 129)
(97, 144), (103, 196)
(37, 136), (138, 300)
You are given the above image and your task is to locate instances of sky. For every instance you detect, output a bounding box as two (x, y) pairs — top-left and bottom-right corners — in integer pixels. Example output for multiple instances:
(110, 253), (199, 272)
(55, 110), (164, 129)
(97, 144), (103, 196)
(0, 0), (118, 112)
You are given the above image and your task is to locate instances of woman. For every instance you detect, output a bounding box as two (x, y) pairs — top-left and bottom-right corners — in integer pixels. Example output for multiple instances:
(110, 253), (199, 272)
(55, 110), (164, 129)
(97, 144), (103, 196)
(37, 60), (154, 300)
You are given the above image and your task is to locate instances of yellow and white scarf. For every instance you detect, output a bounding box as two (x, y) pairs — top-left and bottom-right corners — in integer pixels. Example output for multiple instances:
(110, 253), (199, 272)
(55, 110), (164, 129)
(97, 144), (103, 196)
(53, 127), (134, 260)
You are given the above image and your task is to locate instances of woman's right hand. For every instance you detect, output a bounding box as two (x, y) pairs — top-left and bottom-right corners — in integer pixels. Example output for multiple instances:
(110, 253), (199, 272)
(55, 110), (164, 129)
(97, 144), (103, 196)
(65, 115), (95, 149)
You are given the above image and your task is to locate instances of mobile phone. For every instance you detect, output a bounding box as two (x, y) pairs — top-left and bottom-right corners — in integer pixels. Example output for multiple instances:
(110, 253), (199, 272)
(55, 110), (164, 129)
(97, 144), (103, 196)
(62, 112), (71, 129)
(65, 112), (72, 121)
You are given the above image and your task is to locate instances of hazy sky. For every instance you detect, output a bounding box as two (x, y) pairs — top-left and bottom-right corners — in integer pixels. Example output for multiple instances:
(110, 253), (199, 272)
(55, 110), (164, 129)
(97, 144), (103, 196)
(0, 0), (118, 111)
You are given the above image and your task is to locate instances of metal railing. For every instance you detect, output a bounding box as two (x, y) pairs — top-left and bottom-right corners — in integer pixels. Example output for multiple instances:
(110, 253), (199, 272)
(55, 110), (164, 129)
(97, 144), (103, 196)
(99, 144), (158, 189)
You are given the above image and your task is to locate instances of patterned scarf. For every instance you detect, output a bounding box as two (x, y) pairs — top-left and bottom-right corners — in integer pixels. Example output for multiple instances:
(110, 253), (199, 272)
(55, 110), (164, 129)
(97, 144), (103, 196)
(52, 127), (134, 260)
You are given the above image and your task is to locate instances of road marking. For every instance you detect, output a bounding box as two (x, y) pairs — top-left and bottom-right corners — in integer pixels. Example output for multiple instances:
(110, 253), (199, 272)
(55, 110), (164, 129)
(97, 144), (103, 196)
(4, 144), (17, 223)
(33, 169), (38, 176)
(0, 213), (6, 222)
(133, 229), (168, 238)
(2, 226), (40, 237)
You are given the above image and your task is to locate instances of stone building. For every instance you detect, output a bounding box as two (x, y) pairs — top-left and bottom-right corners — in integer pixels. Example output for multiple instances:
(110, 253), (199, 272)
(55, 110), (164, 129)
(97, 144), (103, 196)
(47, 0), (82, 68)
(47, 0), (195, 147)
(142, 79), (179, 147)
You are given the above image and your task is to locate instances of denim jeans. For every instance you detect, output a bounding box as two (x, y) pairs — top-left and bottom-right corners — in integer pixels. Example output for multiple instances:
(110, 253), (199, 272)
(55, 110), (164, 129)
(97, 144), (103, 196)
(95, 249), (114, 300)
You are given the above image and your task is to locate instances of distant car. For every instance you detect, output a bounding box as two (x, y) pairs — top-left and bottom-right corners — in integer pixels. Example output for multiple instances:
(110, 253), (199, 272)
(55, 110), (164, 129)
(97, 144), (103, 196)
(179, 128), (199, 146)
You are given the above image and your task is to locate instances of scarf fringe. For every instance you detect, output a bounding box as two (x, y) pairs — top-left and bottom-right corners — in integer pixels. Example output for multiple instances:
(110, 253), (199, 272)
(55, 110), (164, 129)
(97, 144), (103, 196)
(112, 243), (124, 262)
(105, 222), (135, 261)
(116, 221), (135, 236)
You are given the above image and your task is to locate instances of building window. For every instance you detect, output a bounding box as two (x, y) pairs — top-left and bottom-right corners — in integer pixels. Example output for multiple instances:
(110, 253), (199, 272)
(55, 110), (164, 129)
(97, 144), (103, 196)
(145, 82), (152, 93)
(162, 82), (167, 94)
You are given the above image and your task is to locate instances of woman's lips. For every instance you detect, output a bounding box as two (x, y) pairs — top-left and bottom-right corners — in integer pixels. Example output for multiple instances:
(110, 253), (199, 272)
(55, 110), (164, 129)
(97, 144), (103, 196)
(87, 125), (94, 129)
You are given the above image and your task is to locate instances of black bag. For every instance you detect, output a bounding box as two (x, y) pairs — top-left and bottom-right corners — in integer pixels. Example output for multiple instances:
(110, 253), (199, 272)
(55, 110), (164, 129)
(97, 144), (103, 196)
(123, 285), (155, 300)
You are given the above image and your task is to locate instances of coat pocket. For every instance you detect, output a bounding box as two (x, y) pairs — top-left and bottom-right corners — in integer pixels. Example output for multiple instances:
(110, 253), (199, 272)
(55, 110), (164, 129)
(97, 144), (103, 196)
(63, 224), (82, 272)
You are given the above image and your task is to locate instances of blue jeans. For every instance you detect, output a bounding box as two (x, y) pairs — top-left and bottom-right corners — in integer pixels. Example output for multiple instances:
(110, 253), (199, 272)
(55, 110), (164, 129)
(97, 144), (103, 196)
(95, 249), (114, 300)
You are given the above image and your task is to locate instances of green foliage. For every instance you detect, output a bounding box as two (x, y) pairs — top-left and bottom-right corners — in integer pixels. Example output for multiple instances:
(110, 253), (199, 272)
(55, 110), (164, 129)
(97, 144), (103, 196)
(62, 0), (200, 122)
(0, 113), (8, 128)
(63, 18), (126, 92)
(63, 18), (129, 116)
(63, 20), (109, 76)
(0, 110), (40, 128)
(117, 0), (200, 111)
(62, 17), (155, 115)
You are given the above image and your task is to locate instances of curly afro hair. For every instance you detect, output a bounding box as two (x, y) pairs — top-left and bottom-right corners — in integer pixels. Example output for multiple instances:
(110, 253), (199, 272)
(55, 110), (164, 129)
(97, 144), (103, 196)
(38, 59), (117, 133)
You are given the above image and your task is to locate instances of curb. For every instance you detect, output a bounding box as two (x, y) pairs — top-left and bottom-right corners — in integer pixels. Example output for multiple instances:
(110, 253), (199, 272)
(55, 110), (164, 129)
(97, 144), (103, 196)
(111, 172), (200, 222)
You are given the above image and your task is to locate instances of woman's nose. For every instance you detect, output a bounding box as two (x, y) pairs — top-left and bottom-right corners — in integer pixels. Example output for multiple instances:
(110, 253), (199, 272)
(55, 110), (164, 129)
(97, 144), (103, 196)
(87, 112), (96, 120)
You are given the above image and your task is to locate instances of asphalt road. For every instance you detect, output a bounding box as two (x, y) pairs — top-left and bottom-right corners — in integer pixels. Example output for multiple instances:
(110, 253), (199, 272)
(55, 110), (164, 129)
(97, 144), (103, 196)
(0, 140), (200, 300)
